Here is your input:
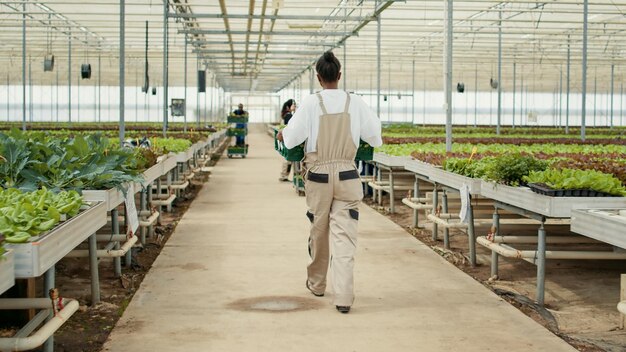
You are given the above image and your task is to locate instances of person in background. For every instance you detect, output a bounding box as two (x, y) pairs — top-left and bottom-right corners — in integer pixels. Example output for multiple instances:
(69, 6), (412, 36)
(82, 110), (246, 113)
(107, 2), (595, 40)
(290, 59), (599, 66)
(232, 103), (247, 146)
(233, 103), (246, 116)
(279, 99), (296, 182)
(277, 51), (382, 314)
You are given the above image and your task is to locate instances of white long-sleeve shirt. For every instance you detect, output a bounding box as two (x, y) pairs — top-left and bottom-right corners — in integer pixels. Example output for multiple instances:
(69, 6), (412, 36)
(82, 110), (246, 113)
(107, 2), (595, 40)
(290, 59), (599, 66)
(282, 90), (383, 153)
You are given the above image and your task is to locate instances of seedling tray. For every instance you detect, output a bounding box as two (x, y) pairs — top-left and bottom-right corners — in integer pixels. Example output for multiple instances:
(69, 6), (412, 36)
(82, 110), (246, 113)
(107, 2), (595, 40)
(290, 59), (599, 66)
(227, 115), (249, 124)
(227, 128), (248, 137)
(528, 183), (616, 197)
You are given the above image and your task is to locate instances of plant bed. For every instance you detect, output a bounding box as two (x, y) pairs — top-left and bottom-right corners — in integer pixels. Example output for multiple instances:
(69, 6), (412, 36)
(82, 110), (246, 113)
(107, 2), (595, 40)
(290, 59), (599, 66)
(0, 249), (15, 295)
(7, 201), (107, 278)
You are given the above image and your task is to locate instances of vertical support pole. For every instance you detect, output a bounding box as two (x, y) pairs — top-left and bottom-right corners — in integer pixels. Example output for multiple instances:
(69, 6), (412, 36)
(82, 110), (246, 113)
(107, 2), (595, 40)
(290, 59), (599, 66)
(566, 36), (570, 134)
(28, 58), (32, 123)
(68, 30), (72, 125)
(119, 0), (126, 145)
(112, 209), (121, 277)
(537, 222), (546, 306)
(581, 0), (588, 140)
(432, 185), (439, 241)
(184, 37), (188, 133)
(519, 71), (525, 126)
(77, 63), (80, 121)
(376, 167), (382, 204)
(442, 190), (449, 249)
(98, 54), (102, 123)
(6, 73), (9, 122)
(491, 211), (500, 277)
(474, 64), (478, 127)
(619, 274), (626, 330)
(309, 66), (314, 94)
(496, 8), (502, 135)
(140, 189), (147, 245)
(594, 72), (597, 126)
(444, 0), (453, 152)
(610, 63), (614, 129)
(43, 266), (55, 352)
(163, 0), (169, 136)
(89, 233), (100, 305)
(412, 176), (420, 228)
(558, 67), (563, 127)
(196, 55), (200, 127)
(389, 168), (395, 213)
(512, 62), (516, 128)
(56, 69), (59, 122)
(134, 69), (138, 122)
(376, 0), (381, 117)
(619, 83), (624, 126)
(423, 74), (426, 126)
(468, 199), (476, 267)
(22, 1), (26, 131)
(343, 5), (347, 91)
(411, 59), (415, 124)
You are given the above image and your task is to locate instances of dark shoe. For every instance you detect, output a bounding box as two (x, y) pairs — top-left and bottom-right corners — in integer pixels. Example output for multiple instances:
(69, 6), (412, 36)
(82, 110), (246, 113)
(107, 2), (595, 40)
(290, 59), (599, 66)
(336, 306), (351, 314)
(306, 280), (324, 297)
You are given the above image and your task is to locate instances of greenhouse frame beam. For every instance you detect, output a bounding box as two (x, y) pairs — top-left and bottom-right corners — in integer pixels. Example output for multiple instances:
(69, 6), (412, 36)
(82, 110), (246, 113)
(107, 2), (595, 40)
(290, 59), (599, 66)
(219, 0), (235, 74)
(168, 13), (370, 22)
(21, 0), (26, 131)
(179, 29), (353, 37)
(444, 0), (453, 153)
(275, 0), (395, 94)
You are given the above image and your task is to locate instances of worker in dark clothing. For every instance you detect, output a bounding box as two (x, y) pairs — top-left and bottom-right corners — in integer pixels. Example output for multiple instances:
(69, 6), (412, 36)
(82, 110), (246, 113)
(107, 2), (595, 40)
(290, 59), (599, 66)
(232, 103), (247, 146)
(279, 99), (296, 181)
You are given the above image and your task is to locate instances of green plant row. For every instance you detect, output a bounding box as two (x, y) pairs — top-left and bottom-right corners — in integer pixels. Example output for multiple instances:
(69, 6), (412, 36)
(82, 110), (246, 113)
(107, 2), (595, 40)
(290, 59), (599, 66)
(443, 154), (548, 186)
(382, 132), (623, 139)
(382, 124), (626, 136)
(0, 130), (143, 192)
(376, 142), (625, 156)
(0, 187), (84, 243)
(523, 169), (626, 196)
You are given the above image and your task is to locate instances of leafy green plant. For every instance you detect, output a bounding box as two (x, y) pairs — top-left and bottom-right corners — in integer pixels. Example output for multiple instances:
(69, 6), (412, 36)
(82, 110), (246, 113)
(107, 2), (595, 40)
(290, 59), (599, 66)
(0, 187), (84, 243)
(0, 130), (143, 192)
(524, 169), (626, 196)
(149, 137), (193, 154)
(443, 153), (547, 185)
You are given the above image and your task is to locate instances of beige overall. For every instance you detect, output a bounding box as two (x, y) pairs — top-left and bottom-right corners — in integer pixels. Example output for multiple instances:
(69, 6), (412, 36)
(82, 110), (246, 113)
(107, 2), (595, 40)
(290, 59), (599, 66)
(304, 93), (363, 307)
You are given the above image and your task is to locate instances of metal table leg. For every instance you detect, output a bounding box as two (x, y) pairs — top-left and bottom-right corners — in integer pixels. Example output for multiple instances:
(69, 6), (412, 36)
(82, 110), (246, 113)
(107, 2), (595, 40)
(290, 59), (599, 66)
(389, 168), (395, 213)
(537, 222), (547, 305)
(432, 185), (439, 241)
(140, 189), (147, 245)
(491, 210), (500, 276)
(111, 209), (121, 277)
(42, 265), (55, 352)
(412, 175), (419, 228)
(442, 190), (449, 249)
(467, 198), (477, 267)
(89, 233), (100, 305)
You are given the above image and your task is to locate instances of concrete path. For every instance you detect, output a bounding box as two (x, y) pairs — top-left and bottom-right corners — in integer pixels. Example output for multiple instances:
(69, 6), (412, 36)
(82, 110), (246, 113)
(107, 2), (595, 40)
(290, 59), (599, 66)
(103, 127), (575, 352)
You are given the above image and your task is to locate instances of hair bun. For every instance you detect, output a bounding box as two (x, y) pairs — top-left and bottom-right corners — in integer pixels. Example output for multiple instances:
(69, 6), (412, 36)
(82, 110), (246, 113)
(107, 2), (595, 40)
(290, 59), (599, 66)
(324, 51), (335, 61)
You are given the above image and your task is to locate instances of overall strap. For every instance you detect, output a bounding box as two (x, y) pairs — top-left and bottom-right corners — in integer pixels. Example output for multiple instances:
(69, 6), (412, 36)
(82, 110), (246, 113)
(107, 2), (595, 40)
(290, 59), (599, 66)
(316, 93), (328, 115)
(343, 92), (351, 113)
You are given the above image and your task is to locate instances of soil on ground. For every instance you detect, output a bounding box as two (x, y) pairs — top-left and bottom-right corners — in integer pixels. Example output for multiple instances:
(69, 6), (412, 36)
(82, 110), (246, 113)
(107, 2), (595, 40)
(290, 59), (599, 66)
(364, 197), (626, 352)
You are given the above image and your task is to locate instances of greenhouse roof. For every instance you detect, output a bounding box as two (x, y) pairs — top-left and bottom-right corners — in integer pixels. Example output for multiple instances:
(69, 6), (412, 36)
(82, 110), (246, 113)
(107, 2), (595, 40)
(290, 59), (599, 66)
(1, 0), (625, 93)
